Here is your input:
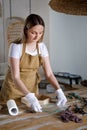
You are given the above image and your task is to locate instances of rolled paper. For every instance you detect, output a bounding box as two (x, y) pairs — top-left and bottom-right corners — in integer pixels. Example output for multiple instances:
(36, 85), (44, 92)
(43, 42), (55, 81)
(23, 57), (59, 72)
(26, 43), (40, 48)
(7, 99), (19, 116)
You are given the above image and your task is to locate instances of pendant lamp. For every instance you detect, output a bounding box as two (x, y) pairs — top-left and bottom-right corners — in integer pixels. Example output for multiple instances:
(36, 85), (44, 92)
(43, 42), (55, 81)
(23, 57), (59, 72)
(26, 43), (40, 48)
(49, 0), (87, 15)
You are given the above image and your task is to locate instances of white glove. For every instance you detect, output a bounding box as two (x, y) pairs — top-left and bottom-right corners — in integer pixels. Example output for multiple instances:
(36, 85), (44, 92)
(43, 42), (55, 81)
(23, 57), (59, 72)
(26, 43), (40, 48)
(26, 93), (42, 112)
(55, 88), (67, 107)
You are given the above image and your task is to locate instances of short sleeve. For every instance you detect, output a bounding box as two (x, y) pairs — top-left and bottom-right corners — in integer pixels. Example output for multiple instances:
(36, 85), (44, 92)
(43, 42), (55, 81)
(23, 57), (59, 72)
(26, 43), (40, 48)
(8, 43), (22, 59)
(39, 42), (49, 57)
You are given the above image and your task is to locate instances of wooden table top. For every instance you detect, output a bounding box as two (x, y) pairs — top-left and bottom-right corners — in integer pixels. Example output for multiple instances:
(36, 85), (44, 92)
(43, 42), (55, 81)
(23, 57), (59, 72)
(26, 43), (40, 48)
(0, 85), (87, 130)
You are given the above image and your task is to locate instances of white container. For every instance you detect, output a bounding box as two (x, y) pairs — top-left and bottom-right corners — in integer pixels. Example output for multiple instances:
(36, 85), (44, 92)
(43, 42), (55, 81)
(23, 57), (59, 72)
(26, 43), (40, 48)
(46, 84), (55, 93)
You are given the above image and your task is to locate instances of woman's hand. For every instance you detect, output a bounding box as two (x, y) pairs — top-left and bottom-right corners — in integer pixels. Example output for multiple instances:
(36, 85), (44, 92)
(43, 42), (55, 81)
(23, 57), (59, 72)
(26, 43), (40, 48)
(26, 93), (42, 112)
(55, 88), (67, 107)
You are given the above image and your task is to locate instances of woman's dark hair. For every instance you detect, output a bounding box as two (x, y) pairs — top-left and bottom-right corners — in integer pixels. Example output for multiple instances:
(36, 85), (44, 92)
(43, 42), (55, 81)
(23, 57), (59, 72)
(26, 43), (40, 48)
(23, 14), (45, 43)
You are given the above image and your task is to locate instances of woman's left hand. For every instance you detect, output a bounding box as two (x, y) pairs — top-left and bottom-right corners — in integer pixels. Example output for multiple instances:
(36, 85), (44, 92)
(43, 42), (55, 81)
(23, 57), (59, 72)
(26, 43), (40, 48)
(55, 88), (67, 107)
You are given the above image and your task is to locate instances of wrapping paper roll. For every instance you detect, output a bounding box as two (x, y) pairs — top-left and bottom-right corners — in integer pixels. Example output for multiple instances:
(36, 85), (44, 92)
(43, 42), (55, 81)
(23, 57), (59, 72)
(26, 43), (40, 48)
(7, 99), (19, 116)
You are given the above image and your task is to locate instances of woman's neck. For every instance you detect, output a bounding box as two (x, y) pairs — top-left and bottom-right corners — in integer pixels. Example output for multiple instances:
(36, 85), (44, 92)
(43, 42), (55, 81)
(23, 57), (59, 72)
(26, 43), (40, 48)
(26, 42), (37, 52)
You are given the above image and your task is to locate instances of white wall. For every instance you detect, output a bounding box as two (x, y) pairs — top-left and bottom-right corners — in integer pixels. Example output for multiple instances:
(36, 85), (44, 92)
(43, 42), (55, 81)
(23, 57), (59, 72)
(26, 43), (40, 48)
(0, 0), (5, 62)
(49, 9), (87, 79)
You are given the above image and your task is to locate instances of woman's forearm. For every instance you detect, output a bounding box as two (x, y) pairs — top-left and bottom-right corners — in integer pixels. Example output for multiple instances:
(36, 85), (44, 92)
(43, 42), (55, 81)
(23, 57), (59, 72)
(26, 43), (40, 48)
(46, 73), (60, 90)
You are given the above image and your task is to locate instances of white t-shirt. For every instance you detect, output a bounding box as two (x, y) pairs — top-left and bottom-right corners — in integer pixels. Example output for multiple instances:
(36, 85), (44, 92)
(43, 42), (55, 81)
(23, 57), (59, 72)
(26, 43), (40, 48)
(9, 42), (49, 59)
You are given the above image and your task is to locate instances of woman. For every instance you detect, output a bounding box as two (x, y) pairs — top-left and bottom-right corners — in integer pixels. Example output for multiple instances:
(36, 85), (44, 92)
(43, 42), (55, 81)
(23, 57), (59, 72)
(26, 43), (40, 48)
(0, 14), (67, 112)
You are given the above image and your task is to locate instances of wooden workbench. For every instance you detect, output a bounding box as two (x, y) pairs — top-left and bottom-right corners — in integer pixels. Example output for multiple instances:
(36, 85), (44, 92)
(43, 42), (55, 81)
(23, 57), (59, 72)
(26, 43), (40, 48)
(0, 85), (87, 130)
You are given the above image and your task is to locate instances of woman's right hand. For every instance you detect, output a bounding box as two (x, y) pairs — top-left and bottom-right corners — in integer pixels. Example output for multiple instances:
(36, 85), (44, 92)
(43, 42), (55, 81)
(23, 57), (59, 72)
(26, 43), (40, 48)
(26, 93), (42, 112)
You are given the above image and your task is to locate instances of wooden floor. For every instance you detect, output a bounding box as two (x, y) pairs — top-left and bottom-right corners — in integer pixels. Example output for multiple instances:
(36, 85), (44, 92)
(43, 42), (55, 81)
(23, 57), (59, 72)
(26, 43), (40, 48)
(0, 84), (87, 130)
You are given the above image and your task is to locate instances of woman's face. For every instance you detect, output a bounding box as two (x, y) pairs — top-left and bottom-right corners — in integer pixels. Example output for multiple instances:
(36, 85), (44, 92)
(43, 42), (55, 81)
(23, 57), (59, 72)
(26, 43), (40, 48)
(27, 25), (44, 43)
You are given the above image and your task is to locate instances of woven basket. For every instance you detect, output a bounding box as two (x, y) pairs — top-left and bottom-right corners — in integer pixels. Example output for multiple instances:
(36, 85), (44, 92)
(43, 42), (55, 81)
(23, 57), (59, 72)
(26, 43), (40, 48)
(7, 21), (24, 47)
(49, 0), (87, 15)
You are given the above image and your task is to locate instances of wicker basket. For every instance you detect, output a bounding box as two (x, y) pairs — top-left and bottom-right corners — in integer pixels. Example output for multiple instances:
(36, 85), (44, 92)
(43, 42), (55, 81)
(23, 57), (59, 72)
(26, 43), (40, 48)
(7, 20), (24, 47)
(49, 0), (87, 15)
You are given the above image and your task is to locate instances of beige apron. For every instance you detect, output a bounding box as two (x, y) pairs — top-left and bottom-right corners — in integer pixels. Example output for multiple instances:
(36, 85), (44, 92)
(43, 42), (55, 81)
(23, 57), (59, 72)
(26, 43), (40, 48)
(0, 43), (43, 102)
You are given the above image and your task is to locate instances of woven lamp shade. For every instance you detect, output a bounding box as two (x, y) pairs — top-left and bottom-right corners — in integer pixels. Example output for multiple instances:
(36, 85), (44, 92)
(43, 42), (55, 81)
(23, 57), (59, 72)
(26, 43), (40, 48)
(49, 0), (87, 15)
